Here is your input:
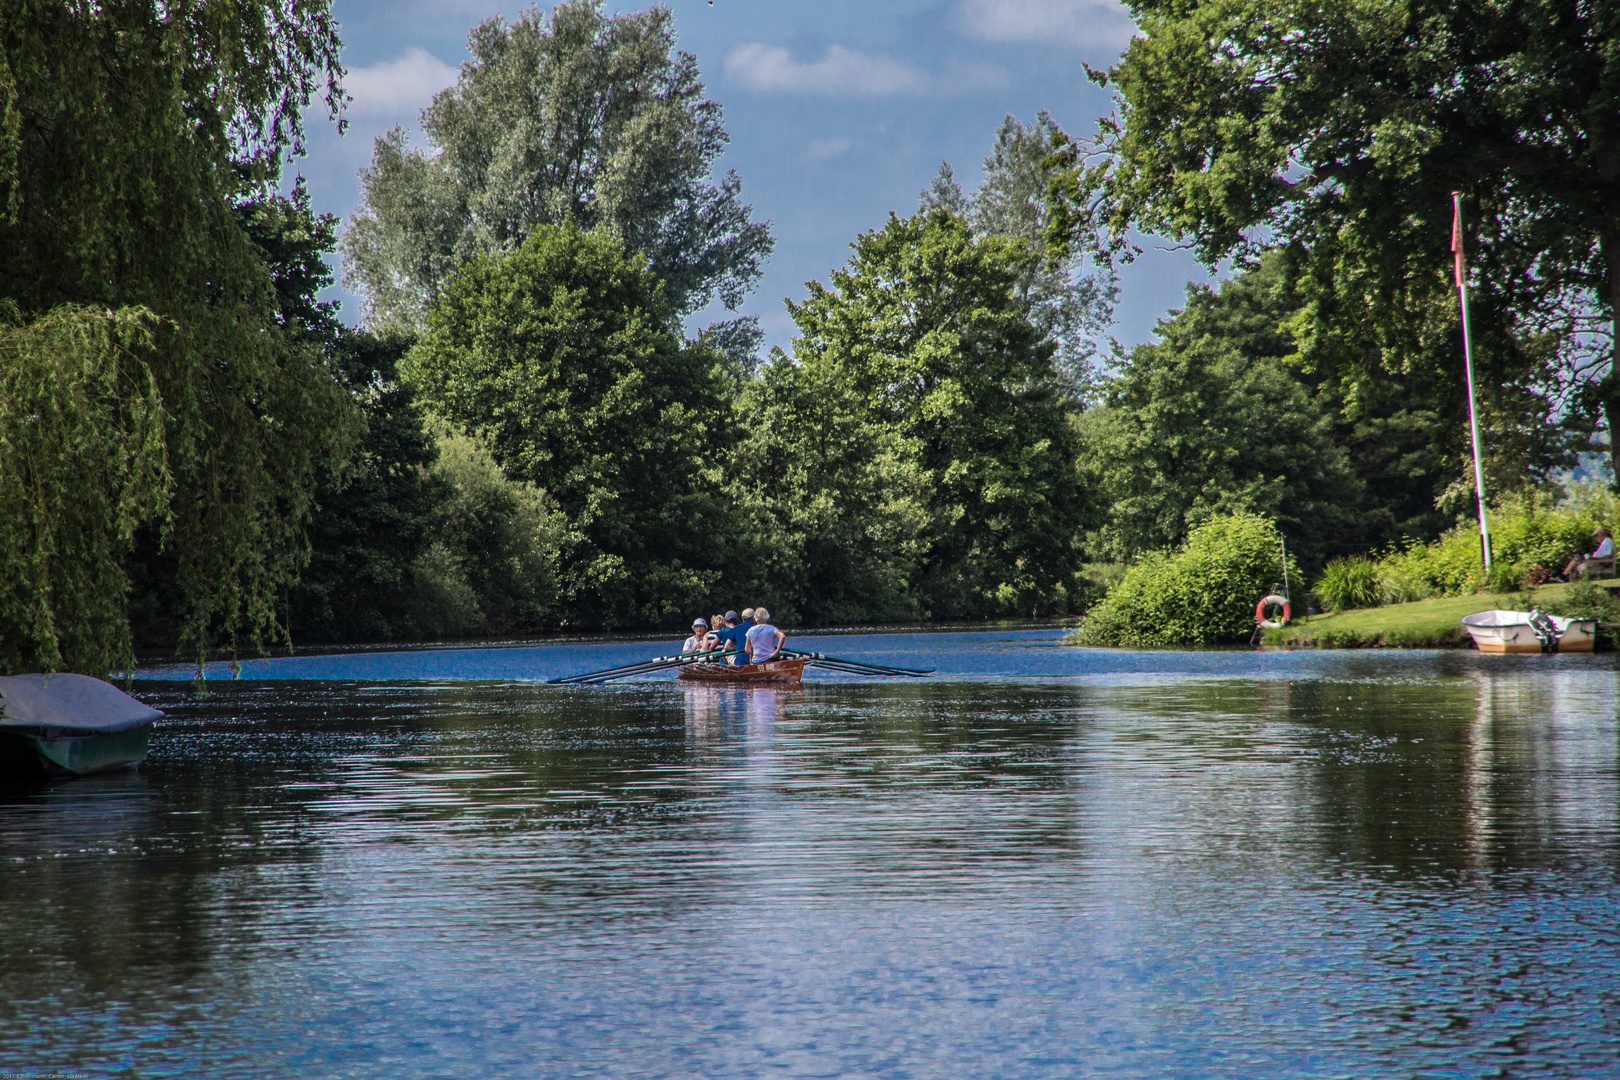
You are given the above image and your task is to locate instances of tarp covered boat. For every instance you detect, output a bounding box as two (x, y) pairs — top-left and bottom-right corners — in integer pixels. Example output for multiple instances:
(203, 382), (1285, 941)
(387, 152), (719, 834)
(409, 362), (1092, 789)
(675, 657), (806, 686)
(1460, 610), (1597, 654)
(0, 674), (161, 777)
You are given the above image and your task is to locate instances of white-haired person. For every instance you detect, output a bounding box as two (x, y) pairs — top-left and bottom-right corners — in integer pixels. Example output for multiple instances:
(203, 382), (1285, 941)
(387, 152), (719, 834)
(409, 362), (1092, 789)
(682, 618), (712, 654)
(745, 607), (786, 664)
(1562, 527), (1615, 580)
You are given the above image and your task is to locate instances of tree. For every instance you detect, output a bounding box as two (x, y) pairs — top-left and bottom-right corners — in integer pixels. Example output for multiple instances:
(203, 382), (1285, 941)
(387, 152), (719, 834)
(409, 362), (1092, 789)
(407, 423), (561, 637)
(287, 332), (453, 644)
(1120, 255), (1508, 557)
(0, 0), (357, 671)
(341, 0), (773, 348)
(922, 113), (1116, 395)
(0, 305), (167, 675)
(402, 223), (735, 627)
(1080, 319), (1360, 567)
(1048, 0), (1619, 474)
(769, 210), (1091, 618)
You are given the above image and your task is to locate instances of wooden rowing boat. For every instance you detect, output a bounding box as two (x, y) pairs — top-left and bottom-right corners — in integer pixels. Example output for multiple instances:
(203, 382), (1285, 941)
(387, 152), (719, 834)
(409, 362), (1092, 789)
(675, 657), (806, 686)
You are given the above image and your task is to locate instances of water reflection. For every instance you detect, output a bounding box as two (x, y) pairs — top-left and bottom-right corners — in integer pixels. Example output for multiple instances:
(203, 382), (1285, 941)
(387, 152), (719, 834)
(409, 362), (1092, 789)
(2, 643), (1618, 1078)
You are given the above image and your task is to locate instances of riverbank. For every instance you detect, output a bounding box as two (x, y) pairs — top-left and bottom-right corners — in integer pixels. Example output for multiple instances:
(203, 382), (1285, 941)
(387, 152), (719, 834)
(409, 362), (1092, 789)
(1261, 581), (1603, 649)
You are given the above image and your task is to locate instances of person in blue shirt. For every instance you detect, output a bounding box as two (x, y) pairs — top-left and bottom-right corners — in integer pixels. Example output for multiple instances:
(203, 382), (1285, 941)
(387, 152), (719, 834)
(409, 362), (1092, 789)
(712, 611), (748, 665)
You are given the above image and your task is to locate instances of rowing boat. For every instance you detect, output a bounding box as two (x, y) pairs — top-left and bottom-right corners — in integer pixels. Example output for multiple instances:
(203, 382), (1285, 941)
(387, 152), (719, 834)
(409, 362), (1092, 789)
(675, 657), (806, 686)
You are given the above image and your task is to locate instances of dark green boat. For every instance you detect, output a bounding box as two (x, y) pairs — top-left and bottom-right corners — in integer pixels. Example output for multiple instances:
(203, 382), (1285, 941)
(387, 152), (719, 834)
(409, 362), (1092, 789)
(0, 674), (160, 778)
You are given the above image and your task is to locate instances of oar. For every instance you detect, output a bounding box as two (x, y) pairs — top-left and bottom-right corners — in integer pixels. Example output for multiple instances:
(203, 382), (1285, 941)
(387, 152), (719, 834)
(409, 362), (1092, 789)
(779, 648), (933, 676)
(549, 649), (741, 684)
(806, 659), (927, 678)
(554, 650), (738, 685)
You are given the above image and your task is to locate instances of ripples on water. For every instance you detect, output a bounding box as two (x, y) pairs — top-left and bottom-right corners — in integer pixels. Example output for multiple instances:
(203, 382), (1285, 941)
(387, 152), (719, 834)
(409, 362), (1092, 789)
(2, 631), (1619, 1078)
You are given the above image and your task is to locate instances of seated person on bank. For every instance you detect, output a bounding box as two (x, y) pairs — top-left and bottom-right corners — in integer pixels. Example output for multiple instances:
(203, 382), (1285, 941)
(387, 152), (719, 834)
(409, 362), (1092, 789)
(1563, 528), (1615, 579)
(745, 607), (786, 664)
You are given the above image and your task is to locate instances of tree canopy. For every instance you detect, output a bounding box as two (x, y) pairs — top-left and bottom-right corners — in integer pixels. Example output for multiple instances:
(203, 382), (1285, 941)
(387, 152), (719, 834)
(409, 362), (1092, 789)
(403, 223), (735, 627)
(0, 0), (357, 673)
(923, 112), (1116, 396)
(1048, 0), (1619, 472)
(342, 0), (772, 336)
(758, 210), (1091, 619)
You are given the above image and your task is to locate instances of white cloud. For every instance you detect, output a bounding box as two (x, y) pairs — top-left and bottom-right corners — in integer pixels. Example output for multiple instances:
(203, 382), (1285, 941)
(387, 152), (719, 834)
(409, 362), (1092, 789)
(805, 138), (852, 160)
(725, 43), (927, 96)
(953, 0), (1137, 51)
(343, 47), (459, 119)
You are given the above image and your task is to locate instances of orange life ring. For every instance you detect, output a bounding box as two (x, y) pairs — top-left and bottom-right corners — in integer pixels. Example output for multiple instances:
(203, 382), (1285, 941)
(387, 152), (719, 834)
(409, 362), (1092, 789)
(1255, 594), (1291, 628)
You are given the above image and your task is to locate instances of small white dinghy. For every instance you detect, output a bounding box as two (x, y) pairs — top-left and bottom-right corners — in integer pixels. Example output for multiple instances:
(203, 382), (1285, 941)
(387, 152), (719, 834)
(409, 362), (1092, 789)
(1460, 610), (1597, 654)
(0, 674), (161, 777)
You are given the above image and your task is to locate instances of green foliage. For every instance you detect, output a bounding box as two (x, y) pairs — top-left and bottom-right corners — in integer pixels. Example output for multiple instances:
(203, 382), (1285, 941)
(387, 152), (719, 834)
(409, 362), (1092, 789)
(341, 0), (772, 333)
(1312, 488), (1614, 612)
(756, 209), (1091, 621)
(1050, 0), (1615, 472)
(288, 332), (450, 644)
(1082, 255), (1572, 568)
(921, 112), (1116, 395)
(1539, 580), (1620, 625)
(407, 424), (560, 637)
(403, 223), (734, 627)
(1, 1), (359, 670)
(1080, 330), (1357, 567)
(1075, 514), (1297, 647)
(1138, 257), (1462, 551)
(0, 306), (169, 674)
(1315, 557), (1383, 615)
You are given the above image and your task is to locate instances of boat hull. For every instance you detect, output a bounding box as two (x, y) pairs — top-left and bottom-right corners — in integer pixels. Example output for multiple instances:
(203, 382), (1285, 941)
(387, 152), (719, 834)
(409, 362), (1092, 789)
(676, 658), (806, 686)
(0, 724), (151, 778)
(1461, 610), (1597, 654)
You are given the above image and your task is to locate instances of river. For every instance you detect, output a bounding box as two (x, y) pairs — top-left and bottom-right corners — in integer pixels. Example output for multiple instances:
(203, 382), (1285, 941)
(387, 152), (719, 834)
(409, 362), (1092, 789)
(2, 630), (1617, 1077)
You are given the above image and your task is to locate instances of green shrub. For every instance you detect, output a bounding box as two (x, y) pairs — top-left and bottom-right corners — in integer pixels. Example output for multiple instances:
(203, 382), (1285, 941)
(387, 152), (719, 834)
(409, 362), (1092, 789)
(1539, 579), (1620, 624)
(1074, 514), (1297, 646)
(1315, 555), (1383, 613)
(1317, 487), (1616, 607)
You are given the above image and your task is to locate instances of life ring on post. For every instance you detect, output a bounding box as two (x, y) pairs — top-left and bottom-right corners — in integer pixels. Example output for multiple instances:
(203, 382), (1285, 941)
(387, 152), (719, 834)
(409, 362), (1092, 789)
(1255, 594), (1291, 629)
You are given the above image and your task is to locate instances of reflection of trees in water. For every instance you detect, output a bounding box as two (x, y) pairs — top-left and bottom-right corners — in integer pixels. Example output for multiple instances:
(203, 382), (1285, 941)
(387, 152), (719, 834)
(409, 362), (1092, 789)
(0, 751), (329, 1046)
(1283, 670), (1620, 878)
(1077, 668), (1620, 881)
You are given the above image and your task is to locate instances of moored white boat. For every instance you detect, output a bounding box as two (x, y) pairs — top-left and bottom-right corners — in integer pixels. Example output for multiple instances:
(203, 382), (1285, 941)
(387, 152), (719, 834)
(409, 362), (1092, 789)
(1460, 610), (1597, 654)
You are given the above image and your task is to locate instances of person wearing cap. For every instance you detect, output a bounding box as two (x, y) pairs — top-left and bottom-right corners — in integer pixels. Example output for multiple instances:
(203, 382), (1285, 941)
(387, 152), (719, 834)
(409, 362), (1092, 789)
(682, 618), (712, 654)
(712, 610), (749, 665)
(745, 607), (786, 664)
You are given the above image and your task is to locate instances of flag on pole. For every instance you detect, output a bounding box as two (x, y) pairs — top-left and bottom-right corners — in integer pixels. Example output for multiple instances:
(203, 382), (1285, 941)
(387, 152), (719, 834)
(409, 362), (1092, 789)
(1451, 199), (1466, 288)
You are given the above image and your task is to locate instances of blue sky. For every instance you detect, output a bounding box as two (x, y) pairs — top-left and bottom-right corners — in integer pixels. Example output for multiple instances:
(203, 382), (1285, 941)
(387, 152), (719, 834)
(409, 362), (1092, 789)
(295, 0), (1210, 353)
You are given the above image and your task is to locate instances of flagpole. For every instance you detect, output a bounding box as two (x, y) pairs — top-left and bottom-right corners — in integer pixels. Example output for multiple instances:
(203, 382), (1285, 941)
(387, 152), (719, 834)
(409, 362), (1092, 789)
(1453, 191), (1492, 571)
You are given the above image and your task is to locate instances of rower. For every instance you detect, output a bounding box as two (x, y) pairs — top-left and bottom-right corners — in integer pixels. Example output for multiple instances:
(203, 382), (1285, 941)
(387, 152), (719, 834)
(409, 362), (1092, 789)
(682, 618), (710, 654)
(745, 607), (786, 664)
(713, 610), (747, 665)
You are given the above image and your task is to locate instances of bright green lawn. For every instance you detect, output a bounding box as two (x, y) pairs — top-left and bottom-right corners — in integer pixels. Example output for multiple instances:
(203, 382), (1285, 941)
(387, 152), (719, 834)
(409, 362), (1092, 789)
(1263, 581), (1594, 649)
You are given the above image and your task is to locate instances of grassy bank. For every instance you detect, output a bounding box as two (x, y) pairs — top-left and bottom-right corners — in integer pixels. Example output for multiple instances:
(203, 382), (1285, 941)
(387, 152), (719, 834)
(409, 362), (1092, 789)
(1261, 581), (1598, 649)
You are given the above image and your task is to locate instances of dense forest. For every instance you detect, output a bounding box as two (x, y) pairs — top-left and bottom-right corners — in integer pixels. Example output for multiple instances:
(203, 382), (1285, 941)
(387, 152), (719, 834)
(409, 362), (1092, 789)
(1, 0), (1615, 673)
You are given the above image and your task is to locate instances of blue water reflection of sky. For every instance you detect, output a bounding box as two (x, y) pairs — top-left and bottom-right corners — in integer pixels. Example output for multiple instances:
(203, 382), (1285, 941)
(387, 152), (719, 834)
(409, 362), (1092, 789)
(133, 629), (1611, 684)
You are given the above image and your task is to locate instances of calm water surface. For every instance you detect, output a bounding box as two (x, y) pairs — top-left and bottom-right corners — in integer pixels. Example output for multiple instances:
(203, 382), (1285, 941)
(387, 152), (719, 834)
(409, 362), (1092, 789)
(3, 630), (1619, 1078)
